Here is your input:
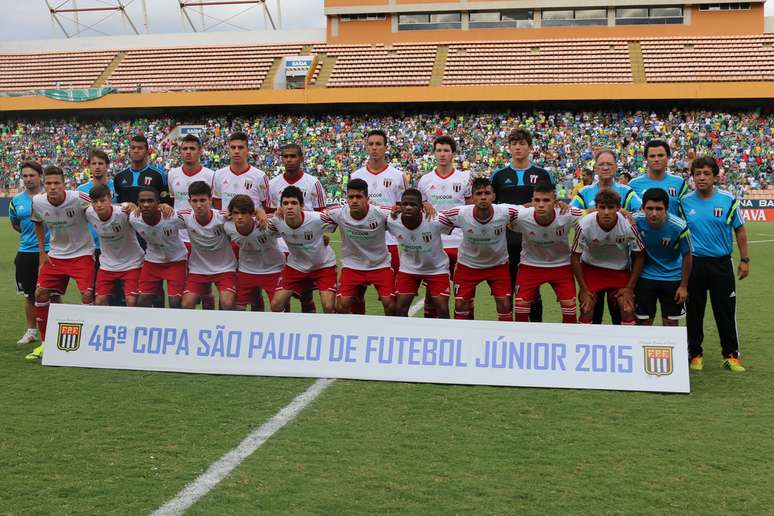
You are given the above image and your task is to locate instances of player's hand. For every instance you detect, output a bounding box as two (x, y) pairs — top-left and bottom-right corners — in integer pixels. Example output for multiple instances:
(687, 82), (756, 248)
(617, 287), (635, 313)
(557, 201), (569, 214)
(274, 206), (285, 220)
(621, 209), (635, 224)
(390, 204), (401, 219)
(738, 261), (749, 280)
(158, 204), (174, 218)
(674, 286), (688, 304)
(323, 234), (330, 246)
(254, 208), (268, 228)
(39, 252), (49, 270)
(579, 289), (596, 313)
(120, 202), (137, 215)
(422, 202), (436, 218)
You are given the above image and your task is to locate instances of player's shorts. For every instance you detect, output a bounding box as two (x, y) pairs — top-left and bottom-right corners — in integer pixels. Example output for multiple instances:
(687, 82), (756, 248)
(338, 267), (395, 298)
(15, 251), (39, 299)
(453, 262), (511, 301)
(184, 271), (237, 296)
(395, 271), (450, 298)
(236, 270), (282, 306)
(444, 248), (459, 279)
(581, 263), (630, 294)
(635, 278), (686, 320)
(388, 244), (400, 273)
(139, 260), (187, 297)
(96, 268), (141, 297)
(277, 265), (337, 295)
(515, 264), (575, 303)
(37, 254), (96, 295)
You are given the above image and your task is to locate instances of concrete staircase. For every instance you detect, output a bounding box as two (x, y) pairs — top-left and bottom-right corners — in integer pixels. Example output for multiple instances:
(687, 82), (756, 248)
(628, 42), (646, 83)
(92, 51), (126, 88)
(430, 45), (449, 87)
(310, 55), (337, 88)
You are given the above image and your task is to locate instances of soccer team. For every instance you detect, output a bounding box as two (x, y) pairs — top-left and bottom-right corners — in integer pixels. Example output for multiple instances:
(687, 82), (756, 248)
(10, 129), (750, 372)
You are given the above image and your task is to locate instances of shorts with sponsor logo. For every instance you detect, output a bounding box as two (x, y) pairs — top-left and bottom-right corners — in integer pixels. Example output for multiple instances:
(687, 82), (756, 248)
(139, 260), (187, 297)
(37, 255), (96, 295)
(15, 251), (39, 298)
(388, 244), (400, 273)
(338, 267), (394, 298)
(453, 262), (511, 301)
(278, 265), (337, 295)
(635, 278), (685, 320)
(444, 247), (458, 279)
(516, 264), (576, 302)
(236, 271), (282, 305)
(581, 262), (630, 294)
(395, 271), (450, 297)
(96, 267), (141, 297)
(184, 271), (237, 296)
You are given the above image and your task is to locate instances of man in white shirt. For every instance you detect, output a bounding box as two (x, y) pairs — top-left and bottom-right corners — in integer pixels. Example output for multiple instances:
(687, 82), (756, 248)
(168, 134), (216, 242)
(212, 131), (270, 212)
(571, 189), (645, 325)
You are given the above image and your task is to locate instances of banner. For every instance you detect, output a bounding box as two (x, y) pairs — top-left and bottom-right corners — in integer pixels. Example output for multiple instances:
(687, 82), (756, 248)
(43, 305), (690, 393)
(741, 209), (774, 222)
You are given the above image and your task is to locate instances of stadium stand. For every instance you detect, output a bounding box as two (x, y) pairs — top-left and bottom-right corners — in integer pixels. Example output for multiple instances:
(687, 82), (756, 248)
(0, 50), (116, 92)
(311, 44), (438, 87)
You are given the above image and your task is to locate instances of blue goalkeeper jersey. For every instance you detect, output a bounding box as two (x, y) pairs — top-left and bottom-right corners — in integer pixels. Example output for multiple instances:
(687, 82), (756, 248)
(9, 191), (50, 253)
(634, 212), (691, 281)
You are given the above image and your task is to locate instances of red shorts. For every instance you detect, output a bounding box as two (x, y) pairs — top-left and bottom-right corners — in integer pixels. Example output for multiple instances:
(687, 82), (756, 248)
(139, 260), (187, 297)
(395, 272), (450, 297)
(516, 264), (576, 303)
(95, 267), (142, 297)
(338, 267), (394, 298)
(444, 248), (459, 278)
(37, 255), (96, 294)
(278, 265), (337, 295)
(581, 263), (631, 294)
(388, 244), (400, 273)
(453, 262), (511, 301)
(184, 271), (237, 296)
(236, 271), (282, 305)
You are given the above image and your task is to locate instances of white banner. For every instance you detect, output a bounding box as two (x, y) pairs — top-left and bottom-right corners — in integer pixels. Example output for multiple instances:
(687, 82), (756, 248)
(43, 305), (690, 393)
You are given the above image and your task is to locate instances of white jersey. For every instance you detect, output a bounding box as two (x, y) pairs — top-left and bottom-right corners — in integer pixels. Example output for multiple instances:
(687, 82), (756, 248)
(267, 172), (326, 210)
(167, 165), (215, 242)
(85, 206), (144, 272)
(129, 212), (187, 264)
(351, 164), (407, 245)
(439, 204), (519, 269)
(571, 212), (645, 270)
(325, 204), (392, 271)
(386, 216), (450, 275)
(417, 169), (471, 248)
(213, 165), (270, 210)
(224, 220), (285, 275)
(510, 206), (583, 267)
(268, 211), (337, 273)
(177, 209), (237, 275)
(31, 190), (94, 259)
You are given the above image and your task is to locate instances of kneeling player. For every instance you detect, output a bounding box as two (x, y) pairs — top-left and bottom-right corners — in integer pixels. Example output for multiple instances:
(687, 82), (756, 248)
(269, 186), (337, 313)
(387, 189), (450, 318)
(86, 184), (144, 306)
(511, 183), (583, 323)
(439, 177), (518, 321)
(571, 189), (645, 325)
(130, 187), (187, 309)
(178, 181), (237, 310)
(225, 194), (285, 310)
(634, 188), (692, 326)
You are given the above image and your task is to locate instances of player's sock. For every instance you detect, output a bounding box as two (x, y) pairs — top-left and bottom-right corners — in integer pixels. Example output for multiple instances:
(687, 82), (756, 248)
(301, 299), (317, 313)
(579, 315), (593, 324)
(560, 302), (578, 323)
(468, 307), (475, 320)
(621, 318), (636, 326)
(254, 295), (265, 312)
(514, 305), (531, 322)
(424, 302), (437, 319)
(35, 301), (50, 340)
(497, 311), (512, 322)
(454, 310), (470, 320)
(201, 295), (215, 310)
(352, 298), (366, 315)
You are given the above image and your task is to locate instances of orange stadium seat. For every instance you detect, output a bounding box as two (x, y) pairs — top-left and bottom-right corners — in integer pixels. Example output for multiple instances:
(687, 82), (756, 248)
(0, 51), (116, 91)
(313, 43), (437, 87)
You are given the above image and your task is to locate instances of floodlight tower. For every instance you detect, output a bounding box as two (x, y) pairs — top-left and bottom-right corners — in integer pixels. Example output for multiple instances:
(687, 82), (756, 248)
(178, 0), (283, 32)
(44, 0), (146, 38)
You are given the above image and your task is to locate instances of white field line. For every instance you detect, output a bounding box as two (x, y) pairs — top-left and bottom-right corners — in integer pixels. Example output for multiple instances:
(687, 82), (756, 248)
(748, 239), (774, 244)
(153, 297), (426, 515)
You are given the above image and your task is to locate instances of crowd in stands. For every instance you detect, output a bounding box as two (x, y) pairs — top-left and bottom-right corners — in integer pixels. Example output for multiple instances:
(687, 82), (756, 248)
(1, 108), (771, 200)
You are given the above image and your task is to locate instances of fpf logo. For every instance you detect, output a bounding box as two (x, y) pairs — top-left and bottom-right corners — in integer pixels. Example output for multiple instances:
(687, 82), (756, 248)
(57, 322), (83, 352)
(643, 346), (673, 376)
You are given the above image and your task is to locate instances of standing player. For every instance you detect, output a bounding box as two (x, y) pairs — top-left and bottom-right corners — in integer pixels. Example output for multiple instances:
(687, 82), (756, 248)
(571, 150), (641, 212)
(511, 184), (584, 323)
(325, 179), (395, 316)
(490, 128), (553, 321)
(129, 188), (187, 309)
(212, 131), (270, 212)
(114, 134), (169, 205)
(680, 157), (749, 372)
(224, 195), (285, 311)
(629, 140), (688, 216)
(571, 190), (645, 326)
(387, 189), (451, 318)
(177, 181), (237, 311)
(27, 166), (95, 361)
(439, 177), (519, 322)
(9, 162), (49, 346)
(633, 188), (692, 327)
(269, 186), (338, 314)
(417, 135), (471, 318)
(85, 184), (144, 307)
(350, 129), (407, 314)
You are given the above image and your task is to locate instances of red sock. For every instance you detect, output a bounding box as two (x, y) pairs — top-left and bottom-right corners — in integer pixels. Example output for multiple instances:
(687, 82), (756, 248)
(201, 295), (215, 310)
(579, 316), (593, 324)
(621, 319), (635, 326)
(454, 310), (470, 320)
(561, 302), (577, 323)
(468, 307), (475, 320)
(498, 311), (512, 322)
(424, 302), (437, 318)
(35, 301), (50, 340)
(514, 305), (530, 322)
(352, 298), (366, 315)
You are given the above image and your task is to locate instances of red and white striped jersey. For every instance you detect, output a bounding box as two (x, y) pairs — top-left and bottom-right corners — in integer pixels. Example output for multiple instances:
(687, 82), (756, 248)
(417, 168), (471, 248)
(268, 211), (337, 273)
(177, 208), (236, 274)
(510, 206), (583, 267)
(224, 220), (285, 275)
(86, 206), (144, 271)
(351, 163), (407, 246)
(167, 165), (215, 242)
(213, 165), (269, 210)
(324, 204), (392, 271)
(571, 212), (645, 271)
(31, 190), (94, 259)
(439, 204), (518, 269)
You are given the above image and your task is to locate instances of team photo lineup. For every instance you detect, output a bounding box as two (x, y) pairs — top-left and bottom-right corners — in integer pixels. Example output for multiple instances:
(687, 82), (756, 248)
(12, 126), (749, 371)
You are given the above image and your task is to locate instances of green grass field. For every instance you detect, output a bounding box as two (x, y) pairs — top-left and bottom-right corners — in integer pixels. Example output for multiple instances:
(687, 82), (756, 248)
(1, 222), (772, 515)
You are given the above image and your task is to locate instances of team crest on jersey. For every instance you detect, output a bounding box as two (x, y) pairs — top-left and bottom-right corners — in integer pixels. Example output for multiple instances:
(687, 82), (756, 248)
(304, 231), (313, 241)
(422, 232), (432, 243)
(668, 187), (677, 197)
(714, 207), (723, 217)
(214, 228), (222, 236)
(556, 227), (565, 237)
(383, 178), (392, 188)
(661, 237), (671, 247)
(257, 235), (268, 244)
(644, 346), (673, 376)
(452, 183), (462, 193)
(144, 177), (153, 186)
(112, 224), (122, 233)
(369, 220), (379, 229)
(616, 236), (626, 244)
(65, 208), (75, 218)
(529, 175), (538, 184)
(494, 226), (504, 236)
(244, 181), (253, 190)
(164, 228), (174, 237)
(57, 322), (83, 352)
